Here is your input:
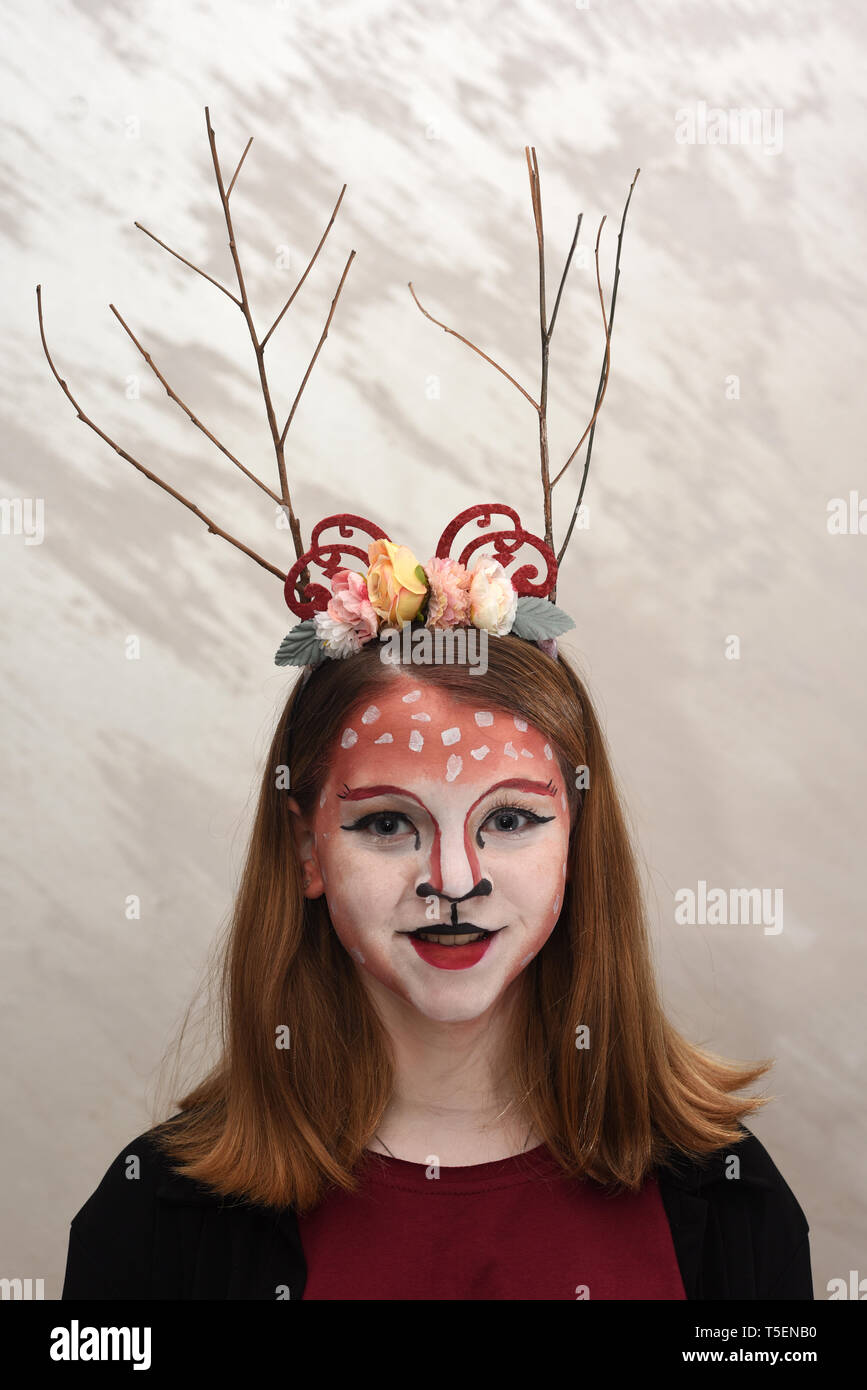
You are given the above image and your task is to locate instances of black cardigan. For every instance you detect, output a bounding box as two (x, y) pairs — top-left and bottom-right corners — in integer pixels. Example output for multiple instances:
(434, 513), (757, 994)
(61, 1118), (813, 1300)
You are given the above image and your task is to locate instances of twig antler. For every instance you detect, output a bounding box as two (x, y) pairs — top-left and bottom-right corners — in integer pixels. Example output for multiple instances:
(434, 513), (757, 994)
(37, 105), (355, 590)
(409, 150), (639, 604)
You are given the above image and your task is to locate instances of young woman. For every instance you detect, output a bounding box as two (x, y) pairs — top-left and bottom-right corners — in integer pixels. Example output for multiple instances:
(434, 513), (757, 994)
(61, 632), (812, 1300)
(47, 113), (810, 1300)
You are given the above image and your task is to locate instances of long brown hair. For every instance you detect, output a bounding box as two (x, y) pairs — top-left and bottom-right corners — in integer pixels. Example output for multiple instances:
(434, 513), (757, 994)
(150, 634), (772, 1208)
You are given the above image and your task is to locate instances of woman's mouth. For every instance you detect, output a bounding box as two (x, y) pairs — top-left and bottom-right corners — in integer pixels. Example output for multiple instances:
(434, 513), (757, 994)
(403, 926), (503, 971)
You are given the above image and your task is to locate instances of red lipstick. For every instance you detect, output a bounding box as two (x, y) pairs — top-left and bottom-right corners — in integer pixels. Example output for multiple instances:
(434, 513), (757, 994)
(407, 934), (496, 970)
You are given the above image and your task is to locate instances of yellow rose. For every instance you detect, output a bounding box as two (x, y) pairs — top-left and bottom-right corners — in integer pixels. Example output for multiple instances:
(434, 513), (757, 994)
(366, 539), (427, 626)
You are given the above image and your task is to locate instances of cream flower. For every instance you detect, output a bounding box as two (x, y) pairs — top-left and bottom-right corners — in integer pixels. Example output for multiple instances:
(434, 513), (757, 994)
(313, 609), (367, 658)
(467, 555), (518, 635)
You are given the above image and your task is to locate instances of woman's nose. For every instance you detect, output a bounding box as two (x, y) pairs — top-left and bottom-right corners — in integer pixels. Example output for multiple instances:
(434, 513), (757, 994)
(415, 823), (489, 903)
(416, 878), (493, 909)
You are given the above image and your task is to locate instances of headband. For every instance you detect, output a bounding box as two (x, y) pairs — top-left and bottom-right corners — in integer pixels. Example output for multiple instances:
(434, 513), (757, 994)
(36, 107), (638, 673)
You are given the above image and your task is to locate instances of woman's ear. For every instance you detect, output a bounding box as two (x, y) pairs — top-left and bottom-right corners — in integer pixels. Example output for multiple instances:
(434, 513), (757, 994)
(286, 795), (325, 898)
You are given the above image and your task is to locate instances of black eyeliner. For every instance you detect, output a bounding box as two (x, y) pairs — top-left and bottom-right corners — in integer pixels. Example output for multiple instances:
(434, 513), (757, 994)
(476, 803), (555, 848)
(340, 811), (420, 850)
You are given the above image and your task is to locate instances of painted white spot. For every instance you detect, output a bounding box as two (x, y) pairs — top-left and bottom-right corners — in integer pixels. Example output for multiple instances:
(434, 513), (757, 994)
(402, 689), (422, 703)
(518, 953), (534, 969)
(503, 741), (518, 759)
(521, 748), (533, 758)
(543, 743), (553, 760)
(553, 894), (560, 914)
(561, 791), (567, 811)
(411, 712), (431, 721)
(562, 861), (567, 878)
(321, 865), (328, 884)
(319, 788), (327, 807)
(341, 727), (358, 748)
(445, 754), (463, 781)
(513, 716), (527, 731)
(470, 745), (490, 760)
(409, 730), (424, 751)
(349, 947), (365, 965)
(361, 705), (381, 724)
(441, 727), (461, 746)
(374, 732), (393, 744)
(474, 711), (494, 726)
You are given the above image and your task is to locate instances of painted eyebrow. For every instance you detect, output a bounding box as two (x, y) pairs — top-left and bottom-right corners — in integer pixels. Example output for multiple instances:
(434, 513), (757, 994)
(464, 778), (558, 818)
(336, 778), (558, 808)
(482, 778), (557, 798)
(337, 783), (428, 807)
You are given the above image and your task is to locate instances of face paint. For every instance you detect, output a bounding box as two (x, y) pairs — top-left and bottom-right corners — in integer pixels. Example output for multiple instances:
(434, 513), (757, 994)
(292, 673), (572, 1024)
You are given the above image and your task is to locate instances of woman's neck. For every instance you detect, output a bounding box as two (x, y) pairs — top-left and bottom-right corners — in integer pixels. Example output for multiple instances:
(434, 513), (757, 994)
(362, 974), (539, 1164)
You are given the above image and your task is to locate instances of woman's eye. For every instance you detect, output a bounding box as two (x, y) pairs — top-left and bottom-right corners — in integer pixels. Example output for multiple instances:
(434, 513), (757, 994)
(369, 812), (410, 837)
(344, 811), (415, 838)
(483, 806), (542, 834)
(488, 809), (525, 832)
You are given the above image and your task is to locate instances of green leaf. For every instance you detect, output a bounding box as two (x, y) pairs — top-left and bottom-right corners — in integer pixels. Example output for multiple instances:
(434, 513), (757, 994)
(274, 620), (328, 667)
(414, 564), (428, 587)
(509, 596), (575, 640)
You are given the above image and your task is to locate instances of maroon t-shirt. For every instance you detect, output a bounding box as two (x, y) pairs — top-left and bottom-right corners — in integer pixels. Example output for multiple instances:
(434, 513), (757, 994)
(298, 1144), (686, 1300)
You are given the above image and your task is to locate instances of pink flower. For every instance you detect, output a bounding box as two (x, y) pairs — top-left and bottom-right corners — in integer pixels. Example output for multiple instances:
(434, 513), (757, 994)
(318, 568), (379, 653)
(423, 556), (471, 629)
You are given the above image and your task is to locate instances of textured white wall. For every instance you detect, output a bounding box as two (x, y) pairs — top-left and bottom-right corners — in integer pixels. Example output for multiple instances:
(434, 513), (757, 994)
(2, 0), (864, 1299)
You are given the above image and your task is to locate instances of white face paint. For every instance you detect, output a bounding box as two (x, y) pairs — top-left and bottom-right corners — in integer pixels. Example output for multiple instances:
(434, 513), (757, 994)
(291, 674), (572, 1023)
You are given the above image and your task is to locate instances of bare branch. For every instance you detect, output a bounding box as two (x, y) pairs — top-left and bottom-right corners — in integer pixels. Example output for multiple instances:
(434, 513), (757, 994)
(525, 146), (544, 269)
(262, 183), (348, 351)
(133, 220), (242, 307)
(109, 303), (282, 506)
(407, 151), (639, 603)
(550, 214), (612, 488)
(407, 280), (539, 412)
(36, 286), (287, 582)
(556, 167), (640, 566)
(547, 212), (582, 344)
(37, 107), (360, 606)
(279, 249), (356, 449)
(527, 144), (553, 555)
(226, 136), (253, 200)
(203, 105), (305, 569)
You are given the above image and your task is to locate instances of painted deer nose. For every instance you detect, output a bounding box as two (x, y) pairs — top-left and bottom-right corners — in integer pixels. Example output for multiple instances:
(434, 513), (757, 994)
(416, 878), (492, 903)
(414, 820), (490, 904)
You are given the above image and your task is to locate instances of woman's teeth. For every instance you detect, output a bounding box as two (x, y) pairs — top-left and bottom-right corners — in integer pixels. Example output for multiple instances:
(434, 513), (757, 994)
(414, 931), (488, 946)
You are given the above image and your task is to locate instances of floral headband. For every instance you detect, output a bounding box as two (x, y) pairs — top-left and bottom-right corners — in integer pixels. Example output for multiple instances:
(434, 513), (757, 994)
(36, 107), (638, 674)
(275, 504), (574, 668)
